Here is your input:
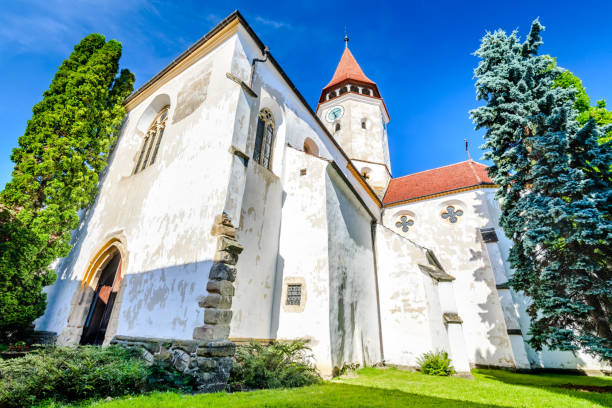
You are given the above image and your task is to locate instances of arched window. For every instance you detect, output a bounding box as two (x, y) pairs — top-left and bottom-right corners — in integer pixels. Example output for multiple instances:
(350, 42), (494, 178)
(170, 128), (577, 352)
(253, 108), (275, 169)
(339, 87), (347, 95)
(335, 122), (341, 132)
(361, 88), (371, 96)
(134, 105), (169, 174)
(361, 118), (368, 129)
(350, 85), (358, 92)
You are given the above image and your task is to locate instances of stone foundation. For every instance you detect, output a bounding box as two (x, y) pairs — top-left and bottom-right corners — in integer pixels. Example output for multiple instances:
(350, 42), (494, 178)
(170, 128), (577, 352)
(111, 335), (235, 392)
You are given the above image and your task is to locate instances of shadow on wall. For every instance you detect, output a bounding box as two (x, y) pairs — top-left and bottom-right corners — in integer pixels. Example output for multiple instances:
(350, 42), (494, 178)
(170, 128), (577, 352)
(40, 260), (213, 344)
(325, 166), (377, 370)
(470, 193), (587, 370)
(269, 254), (285, 339)
(471, 193), (521, 368)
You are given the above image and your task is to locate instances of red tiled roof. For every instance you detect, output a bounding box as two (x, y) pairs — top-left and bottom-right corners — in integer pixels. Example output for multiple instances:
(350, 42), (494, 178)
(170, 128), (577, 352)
(324, 47), (375, 90)
(383, 160), (495, 205)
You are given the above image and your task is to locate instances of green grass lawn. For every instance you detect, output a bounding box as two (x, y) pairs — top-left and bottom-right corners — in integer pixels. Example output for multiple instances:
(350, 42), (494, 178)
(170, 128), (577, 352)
(54, 367), (611, 408)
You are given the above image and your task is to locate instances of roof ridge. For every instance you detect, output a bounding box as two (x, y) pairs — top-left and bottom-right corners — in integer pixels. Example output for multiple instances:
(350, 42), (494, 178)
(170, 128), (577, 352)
(391, 160), (473, 181)
(467, 160), (483, 184)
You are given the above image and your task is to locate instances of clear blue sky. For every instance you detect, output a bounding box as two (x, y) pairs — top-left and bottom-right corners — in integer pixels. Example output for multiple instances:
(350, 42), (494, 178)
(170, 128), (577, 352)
(1, 0), (611, 189)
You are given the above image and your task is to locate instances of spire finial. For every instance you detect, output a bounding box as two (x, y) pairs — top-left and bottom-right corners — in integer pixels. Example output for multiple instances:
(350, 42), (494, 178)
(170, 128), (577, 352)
(344, 26), (349, 48)
(464, 138), (472, 160)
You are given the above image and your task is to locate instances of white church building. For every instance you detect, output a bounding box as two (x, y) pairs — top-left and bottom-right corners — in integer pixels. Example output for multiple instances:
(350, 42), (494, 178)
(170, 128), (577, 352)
(35, 11), (609, 377)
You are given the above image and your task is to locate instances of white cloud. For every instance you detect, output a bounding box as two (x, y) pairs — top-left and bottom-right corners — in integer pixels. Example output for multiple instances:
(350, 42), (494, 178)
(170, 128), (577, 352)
(255, 16), (292, 30)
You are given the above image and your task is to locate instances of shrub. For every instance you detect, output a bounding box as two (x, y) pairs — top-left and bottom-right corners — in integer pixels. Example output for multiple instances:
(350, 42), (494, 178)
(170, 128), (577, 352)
(417, 350), (456, 376)
(0, 345), (194, 408)
(229, 340), (321, 390)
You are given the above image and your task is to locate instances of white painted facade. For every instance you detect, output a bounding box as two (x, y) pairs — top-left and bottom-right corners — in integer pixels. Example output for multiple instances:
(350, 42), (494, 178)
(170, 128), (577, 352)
(35, 12), (609, 376)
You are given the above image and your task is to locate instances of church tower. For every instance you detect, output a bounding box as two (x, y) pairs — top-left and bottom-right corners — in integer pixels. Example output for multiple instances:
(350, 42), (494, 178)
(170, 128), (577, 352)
(316, 40), (391, 197)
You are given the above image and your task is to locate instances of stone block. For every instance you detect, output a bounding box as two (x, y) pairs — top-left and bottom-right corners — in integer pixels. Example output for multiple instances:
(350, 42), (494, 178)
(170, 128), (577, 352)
(206, 280), (235, 296)
(213, 250), (238, 265)
(217, 236), (243, 255)
(198, 294), (232, 309)
(214, 212), (234, 227)
(209, 262), (237, 282)
(196, 357), (219, 370)
(196, 340), (236, 357)
(193, 325), (230, 341)
(211, 223), (236, 238)
(443, 312), (463, 324)
(204, 308), (233, 325)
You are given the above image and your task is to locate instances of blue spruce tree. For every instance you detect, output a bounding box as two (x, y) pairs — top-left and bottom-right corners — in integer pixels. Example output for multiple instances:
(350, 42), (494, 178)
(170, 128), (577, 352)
(471, 20), (611, 361)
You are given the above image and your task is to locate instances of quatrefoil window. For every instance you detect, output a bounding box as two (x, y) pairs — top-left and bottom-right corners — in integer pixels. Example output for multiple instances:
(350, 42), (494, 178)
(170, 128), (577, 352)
(441, 206), (464, 223)
(395, 215), (414, 232)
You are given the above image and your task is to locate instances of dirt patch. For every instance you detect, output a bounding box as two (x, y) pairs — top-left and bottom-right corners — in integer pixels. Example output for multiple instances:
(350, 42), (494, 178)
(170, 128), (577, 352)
(558, 384), (612, 393)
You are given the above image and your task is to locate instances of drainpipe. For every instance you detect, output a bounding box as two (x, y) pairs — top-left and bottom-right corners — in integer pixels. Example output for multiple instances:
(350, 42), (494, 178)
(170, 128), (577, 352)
(249, 46), (269, 88)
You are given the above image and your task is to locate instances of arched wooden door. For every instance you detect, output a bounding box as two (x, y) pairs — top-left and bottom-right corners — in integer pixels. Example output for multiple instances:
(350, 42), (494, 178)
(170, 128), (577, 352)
(80, 251), (122, 345)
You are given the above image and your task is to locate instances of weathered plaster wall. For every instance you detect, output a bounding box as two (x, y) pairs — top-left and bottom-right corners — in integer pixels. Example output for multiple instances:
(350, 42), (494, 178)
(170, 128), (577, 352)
(317, 96), (391, 196)
(273, 147), (332, 374)
(325, 167), (382, 370)
(36, 33), (245, 343)
(375, 225), (449, 368)
(225, 29), (384, 374)
(230, 160), (283, 339)
(318, 96), (388, 168)
(383, 189), (516, 368)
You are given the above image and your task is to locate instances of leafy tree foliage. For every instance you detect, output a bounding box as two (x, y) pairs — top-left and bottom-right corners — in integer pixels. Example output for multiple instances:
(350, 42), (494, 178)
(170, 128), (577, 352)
(471, 20), (612, 361)
(553, 67), (612, 143)
(0, 34), (134, 339)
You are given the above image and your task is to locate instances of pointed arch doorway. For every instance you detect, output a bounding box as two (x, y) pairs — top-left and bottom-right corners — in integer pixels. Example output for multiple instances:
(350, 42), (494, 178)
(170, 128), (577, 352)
(80, 250), (123, 345)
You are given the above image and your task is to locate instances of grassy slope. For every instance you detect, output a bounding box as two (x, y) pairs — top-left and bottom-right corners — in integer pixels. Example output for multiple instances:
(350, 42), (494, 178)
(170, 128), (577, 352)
(56, 367), (611, 408)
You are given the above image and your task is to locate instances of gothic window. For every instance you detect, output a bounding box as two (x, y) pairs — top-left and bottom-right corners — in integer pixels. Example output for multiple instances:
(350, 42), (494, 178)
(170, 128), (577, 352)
(335, 122), (341, 132)
(134, 105), (169, 174)
(253, 108), (275, 169)
(395, 215), (414, 232)
(441, 206), (464, 223)
(286, 284), (302, 306)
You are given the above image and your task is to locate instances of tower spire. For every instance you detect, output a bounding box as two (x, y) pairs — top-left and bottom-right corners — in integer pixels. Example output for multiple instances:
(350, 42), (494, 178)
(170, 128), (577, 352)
(344, 26), (349, 48)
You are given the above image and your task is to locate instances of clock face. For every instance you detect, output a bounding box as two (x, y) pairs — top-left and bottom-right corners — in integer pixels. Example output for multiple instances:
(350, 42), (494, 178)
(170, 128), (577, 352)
(326, 106), (344, 122)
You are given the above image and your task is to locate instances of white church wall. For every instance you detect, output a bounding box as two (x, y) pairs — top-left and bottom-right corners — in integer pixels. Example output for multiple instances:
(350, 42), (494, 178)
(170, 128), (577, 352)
(273, 147), (333, 374)
(36, 32), (245, 343)
(325, 167), (382, 370)
(374, 225), (450, 368)
(383, 189), (516, 368)
(232, 27), (382, 222)
(226, 29), (384, 374)
(230, 154), (284, 340)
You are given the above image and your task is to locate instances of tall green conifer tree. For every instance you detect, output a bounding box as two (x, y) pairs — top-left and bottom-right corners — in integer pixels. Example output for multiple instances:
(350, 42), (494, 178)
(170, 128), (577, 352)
(470, 20), (611, 361)
(0, 34), (134, 339)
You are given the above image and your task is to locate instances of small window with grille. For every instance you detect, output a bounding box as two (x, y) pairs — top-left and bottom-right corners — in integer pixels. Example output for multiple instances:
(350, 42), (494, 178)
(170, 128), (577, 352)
(480, 227), (499, 243)
(286, 284), (302, 306)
